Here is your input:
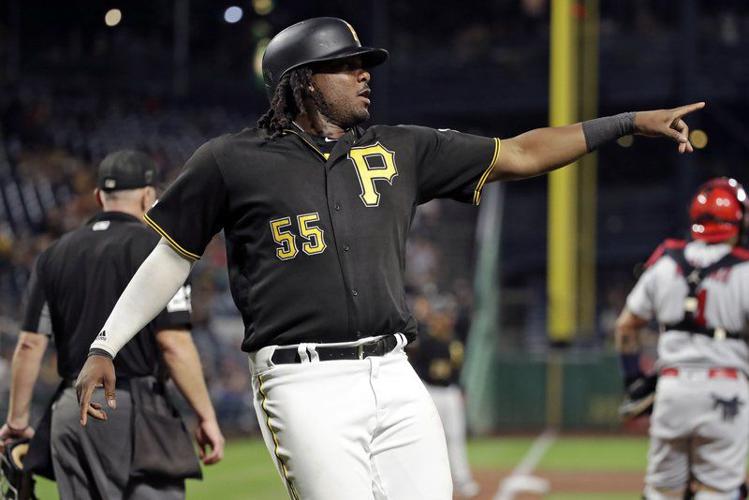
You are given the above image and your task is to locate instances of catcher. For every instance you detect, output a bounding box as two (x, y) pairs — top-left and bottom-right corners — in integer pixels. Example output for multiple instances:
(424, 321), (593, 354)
(615, 178), (749, 499)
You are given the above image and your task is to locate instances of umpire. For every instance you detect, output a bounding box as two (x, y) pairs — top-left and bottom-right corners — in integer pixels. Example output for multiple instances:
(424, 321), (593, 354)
(0, 150), (225, 500)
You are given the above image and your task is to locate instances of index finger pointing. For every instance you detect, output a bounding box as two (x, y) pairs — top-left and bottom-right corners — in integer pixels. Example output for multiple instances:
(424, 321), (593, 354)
(673, 101), (706, 118)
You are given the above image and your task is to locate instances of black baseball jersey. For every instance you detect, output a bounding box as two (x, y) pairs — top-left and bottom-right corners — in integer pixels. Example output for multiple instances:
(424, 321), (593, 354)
(21, 211), (192, 379)
(145, 124), (499, 352)
(409, 334), (465, 387)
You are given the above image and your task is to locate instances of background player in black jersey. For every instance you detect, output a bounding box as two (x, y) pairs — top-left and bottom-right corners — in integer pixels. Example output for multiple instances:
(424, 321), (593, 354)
(75, 18), (704, 500)
(408, 293), (479, 498)
(1, 150), (224, 500)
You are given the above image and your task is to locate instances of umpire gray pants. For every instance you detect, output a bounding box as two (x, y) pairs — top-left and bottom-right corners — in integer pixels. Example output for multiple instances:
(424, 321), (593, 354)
(51, 386), (185, 500)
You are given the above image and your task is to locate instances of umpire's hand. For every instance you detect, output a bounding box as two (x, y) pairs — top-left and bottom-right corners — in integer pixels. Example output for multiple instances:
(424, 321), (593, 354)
(195, 418), (225, 465)
(75, 354), (117, 425)
(0, 424), (35, 454)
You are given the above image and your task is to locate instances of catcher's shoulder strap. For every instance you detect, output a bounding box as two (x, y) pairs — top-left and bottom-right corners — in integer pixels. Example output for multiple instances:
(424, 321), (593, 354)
(644, 238), (687, 270)
(661, 245), (749, 339)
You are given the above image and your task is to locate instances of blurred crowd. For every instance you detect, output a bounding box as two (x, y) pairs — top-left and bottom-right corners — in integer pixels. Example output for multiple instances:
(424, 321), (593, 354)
(0, 86), (478, 435)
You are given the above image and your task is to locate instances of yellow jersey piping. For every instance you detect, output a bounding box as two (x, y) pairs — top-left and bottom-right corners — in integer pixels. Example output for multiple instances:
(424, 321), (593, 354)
(258, 374), (299, 500)
(472, 137), (501, 206)
(142, 213), (201, 261)
(283, 128), (326, 160)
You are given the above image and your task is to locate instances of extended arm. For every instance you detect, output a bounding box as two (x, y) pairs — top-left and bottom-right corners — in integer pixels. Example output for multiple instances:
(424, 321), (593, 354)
(75, 238), (193, 425)
(0, 332), (48, 445)
(488, 103), (705, 182)
(615, 307), (659, 421)
(156, 329), (225, 465)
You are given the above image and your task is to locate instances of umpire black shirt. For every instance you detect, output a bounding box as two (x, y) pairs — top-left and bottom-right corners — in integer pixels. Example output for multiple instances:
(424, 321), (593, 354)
(21, 211), (191, 380)
(145, 124), (500, 352)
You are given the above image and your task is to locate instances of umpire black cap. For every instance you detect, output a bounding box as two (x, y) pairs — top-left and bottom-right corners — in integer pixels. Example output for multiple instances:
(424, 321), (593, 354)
(97, 150), (157, 192)
(262, 17), (388, 100)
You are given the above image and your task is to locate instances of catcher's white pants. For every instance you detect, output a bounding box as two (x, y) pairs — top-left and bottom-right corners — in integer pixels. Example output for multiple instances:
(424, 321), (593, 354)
(425, 383), (479, 496)
(248, 336), (452, 500)
(646, 367), (749, 497)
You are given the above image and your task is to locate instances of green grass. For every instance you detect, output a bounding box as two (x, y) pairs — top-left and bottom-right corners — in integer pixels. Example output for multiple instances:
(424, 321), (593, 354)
(33, 435), (650, 499)
(467, 436), (535, 469)
(34, 439), (287, 500)
(186, 439), (285, 499)
(539, 436), (649, 472)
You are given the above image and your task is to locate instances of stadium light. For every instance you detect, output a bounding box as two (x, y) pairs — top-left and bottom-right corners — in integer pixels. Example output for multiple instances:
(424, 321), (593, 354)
(105, 9), (122, 27)
(253, 0), (274, 16)
(689, 129), (708, 149)
(224, 6), (244, 24)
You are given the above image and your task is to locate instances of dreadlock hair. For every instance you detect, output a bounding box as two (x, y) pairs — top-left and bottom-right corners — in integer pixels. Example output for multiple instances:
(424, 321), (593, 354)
(257, 66), (314, 140)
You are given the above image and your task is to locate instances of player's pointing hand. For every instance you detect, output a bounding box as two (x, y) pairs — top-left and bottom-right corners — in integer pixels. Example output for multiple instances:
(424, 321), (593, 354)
(633, 102), (706, 154)
(75, 354), (117, 426)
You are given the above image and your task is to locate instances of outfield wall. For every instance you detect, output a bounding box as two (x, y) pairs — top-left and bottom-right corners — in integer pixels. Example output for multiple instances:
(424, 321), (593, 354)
(486, 351), (623, 431)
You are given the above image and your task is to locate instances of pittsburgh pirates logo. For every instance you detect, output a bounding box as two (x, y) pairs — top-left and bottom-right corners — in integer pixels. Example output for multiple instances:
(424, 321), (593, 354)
(348, 143), (398, 207)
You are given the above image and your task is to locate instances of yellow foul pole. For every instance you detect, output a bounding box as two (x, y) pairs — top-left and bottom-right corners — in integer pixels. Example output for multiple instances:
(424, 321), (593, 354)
(547, 0), (579, 344)
(577, 0), (599, 337)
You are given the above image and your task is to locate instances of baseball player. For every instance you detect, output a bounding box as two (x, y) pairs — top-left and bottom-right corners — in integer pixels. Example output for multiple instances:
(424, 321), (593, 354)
(74, 17), (703, 500)
(0, 151), (225, 500)
(615, 177), (749, 500)
(408, 294), (479, 498)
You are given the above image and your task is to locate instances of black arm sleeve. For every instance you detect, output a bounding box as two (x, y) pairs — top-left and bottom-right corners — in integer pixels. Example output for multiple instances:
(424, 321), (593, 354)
(144, 140), (228, 260)
(20, 254), (52, 336)
(406, 126), (500, 205)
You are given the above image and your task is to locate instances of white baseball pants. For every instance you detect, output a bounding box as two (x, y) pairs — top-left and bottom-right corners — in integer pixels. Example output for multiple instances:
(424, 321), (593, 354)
(646, 367), (749, 497)
(248, 335), (452, 500)
(425, 383), (479, 496)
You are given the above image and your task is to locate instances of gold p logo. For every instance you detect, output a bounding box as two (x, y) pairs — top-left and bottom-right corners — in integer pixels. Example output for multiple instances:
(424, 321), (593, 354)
(348, 143), (398, 207)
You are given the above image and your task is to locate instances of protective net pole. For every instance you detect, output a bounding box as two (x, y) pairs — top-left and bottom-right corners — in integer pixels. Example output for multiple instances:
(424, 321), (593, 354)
(463, 182), (504, 434)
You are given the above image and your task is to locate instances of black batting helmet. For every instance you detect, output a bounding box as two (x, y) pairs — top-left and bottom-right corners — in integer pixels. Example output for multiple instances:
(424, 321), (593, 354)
(261, 17), (388, 100)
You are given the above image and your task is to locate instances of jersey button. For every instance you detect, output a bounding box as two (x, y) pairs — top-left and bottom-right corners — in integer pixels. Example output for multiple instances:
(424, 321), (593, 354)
(352, 289), (358, 296)
(343, 244), (350, 252)
(335, 203), (342, 211)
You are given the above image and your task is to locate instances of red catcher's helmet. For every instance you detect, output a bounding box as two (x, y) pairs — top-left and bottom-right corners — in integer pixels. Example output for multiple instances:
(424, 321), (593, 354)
(690, 177), (748, 243)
